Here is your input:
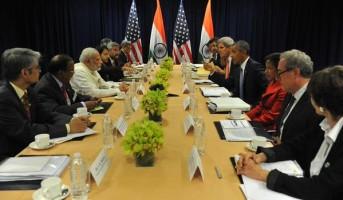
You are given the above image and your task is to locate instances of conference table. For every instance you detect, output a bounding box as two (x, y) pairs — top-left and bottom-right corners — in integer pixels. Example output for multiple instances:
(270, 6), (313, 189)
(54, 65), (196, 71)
(2, 65), (248, 200)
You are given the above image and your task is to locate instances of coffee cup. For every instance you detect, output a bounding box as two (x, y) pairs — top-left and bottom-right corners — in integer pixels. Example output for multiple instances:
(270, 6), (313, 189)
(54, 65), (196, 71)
(117, 91), (126, 98)
(230, 109), (242, 119)
(41, 177), (62, 199)
(77, 107), (88, 116)
(35, 134), (50, 148)
(250, 136), (267, 150)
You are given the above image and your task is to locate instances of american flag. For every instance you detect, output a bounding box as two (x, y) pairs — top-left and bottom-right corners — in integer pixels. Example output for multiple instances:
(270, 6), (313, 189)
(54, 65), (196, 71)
(125, 0), (143, 64)
(173, 0), (193, 64)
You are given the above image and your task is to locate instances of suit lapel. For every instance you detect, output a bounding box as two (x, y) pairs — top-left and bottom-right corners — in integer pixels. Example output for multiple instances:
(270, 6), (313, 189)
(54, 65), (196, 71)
(6, 82), (30, 120)
(46, 73), (69, 105)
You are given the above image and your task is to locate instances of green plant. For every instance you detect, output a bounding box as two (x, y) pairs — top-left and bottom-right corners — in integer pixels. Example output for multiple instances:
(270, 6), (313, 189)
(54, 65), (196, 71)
(156, 68), (171, 81)
(122, 119), (164, 157)
(141, 89), (168, 115)
(160, 56), (173, 71)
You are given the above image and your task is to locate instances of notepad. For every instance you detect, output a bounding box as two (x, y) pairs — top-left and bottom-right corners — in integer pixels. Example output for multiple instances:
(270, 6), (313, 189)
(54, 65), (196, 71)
(208, 97), (251, 112)
(200, 87), (231, 97)
(220, 120), (257, 141)
(0, 157), (50, 173)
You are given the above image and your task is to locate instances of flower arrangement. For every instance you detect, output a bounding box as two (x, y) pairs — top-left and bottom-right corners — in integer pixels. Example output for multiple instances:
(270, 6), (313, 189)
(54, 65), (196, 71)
(155, 68), (171, 81)
(122, 119), (164, 166)
(141, 89), (168, 116)
(159, 56), (173, 71)
(151, 78), (169, 90)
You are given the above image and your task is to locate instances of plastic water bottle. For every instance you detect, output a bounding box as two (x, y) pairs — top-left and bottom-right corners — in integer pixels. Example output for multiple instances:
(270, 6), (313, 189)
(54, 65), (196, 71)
(70, 153), (88, 200)
(194, 117), (206, 156)
(103, 114), (114, 149)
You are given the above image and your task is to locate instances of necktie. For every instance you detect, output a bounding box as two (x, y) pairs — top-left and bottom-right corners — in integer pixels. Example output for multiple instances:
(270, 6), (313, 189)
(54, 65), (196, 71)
(61, 85), (71, 105)
(22, 92), (31, 120)
(225, 59), (230, 80)
(239, 67), (244, 99)
(279, 96), (296, 127)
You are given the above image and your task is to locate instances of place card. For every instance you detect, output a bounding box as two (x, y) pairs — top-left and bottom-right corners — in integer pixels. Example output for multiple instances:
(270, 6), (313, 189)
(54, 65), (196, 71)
(89, 148), (110, 186)
(183, 114), (195, 134)
(115, 115), (128, 136)
(131, 96), (140, 111)
(136, 84), (145, 95)
(183, 96), (191, 110)
(188, 146), (204, 181)
(182, 83), (190, 94)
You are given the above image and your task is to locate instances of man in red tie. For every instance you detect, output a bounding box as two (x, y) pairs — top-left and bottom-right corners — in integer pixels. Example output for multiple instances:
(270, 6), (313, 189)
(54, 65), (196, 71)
(0, 48), (89, 159)
(35, 54), (101, 115)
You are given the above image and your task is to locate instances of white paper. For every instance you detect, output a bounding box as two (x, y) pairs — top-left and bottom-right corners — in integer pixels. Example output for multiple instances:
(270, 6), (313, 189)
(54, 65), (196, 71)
(260, 160), (303, 177)
(0, 157), (50, 173)
(200, 87), (231, 97)
(116, 115), (128, 136)
(183, 114), (195, 134)
(194, 79), (213, 84)
(131, 96), (140, 111)
(183, 96), (191, 110)
(51, 128), (96, 144)
(89, 148), (110, 186)
(220, 120), (257, 141)
(188, 146), (204, 181)
(242, 175), (301, 200)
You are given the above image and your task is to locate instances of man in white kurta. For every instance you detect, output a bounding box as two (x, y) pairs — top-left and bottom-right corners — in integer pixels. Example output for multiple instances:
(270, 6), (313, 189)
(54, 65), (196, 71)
(70, 47), (127, 98)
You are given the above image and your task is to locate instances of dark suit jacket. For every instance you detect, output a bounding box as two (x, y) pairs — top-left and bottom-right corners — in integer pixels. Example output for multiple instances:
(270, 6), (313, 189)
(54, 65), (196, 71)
(34, 73), (92, 115)
(277, 91), (323, 142)
(99, 61), (123, 82)
(0, 82), (70, 159)
(260, 125), (343, 200)
(117, 50), (130, 68)
(227, 58), (268, 106)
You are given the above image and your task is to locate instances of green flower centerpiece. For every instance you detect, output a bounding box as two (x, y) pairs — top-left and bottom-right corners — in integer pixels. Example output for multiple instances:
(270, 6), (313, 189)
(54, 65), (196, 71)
(155, 68), (171, 81)
(159, 56), (174, 71)
(150, 78), (169, 90)
(122, 119), (164, 166)
(141, 89), (167, 122)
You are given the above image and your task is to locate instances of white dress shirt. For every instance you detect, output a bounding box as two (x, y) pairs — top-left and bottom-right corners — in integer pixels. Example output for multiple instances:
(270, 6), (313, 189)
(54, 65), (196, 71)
(310, 117), (343, 176)
(70, 62), (119, 98)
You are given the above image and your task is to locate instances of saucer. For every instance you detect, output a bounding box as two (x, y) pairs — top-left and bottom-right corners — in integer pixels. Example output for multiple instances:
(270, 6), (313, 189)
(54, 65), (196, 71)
(114, 95), (125, 100)
(32, 184), (70, 200)
(29, 141), (55, 150)
(227, 114), (245, 120)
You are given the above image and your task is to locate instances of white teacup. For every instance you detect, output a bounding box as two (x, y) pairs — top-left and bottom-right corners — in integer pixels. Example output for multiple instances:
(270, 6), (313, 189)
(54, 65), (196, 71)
(250, 136), (267, 150)
(41, 177), (62, 199)
(117, 91), (126, 98)
(230, 109), (242, 119)
(35, 134), (50, 148)
(77, 107), (88, 116)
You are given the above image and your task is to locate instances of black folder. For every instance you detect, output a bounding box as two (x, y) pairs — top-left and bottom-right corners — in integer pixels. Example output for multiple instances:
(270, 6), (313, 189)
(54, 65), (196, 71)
(0, 179), (42, 190)
(229, 157), (243, 184)
(91, 102), (113, 114)
(213, 121), (273, 141)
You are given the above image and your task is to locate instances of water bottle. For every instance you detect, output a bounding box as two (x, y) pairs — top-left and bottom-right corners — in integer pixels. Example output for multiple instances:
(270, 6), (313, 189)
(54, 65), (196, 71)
(123, 90), (133, 119)
(103, 114), (114, 149)
(70, 153), (88, 200)
(194, 117), (206, 156)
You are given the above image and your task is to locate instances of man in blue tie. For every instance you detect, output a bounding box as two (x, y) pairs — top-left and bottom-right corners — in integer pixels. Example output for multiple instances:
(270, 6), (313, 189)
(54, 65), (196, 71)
(228, 40), (268, 106)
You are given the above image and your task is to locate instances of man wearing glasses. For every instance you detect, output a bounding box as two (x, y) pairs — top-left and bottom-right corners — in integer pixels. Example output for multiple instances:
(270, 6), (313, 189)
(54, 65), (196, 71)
(275, 49), (323, 143)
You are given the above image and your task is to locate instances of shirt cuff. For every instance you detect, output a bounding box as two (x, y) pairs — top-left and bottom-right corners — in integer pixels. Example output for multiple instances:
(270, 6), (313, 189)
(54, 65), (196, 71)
(81, 101), (86, 107)
(65, 124), (70, 134)
(257, 147), (276, 162)
(266, 169), (281, 190)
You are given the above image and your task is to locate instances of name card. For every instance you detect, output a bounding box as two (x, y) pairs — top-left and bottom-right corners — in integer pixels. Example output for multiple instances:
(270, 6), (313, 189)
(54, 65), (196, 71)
(188, 146), (204, 181)
(182, 83), (190, 94)
(184, 114), (195, 134)
(136, 84), (145, 95)
(131, 96), (140, 111)
(90, 148), (110, 186)
(183, 96), (191, 110)
(115, 115), (128, 136)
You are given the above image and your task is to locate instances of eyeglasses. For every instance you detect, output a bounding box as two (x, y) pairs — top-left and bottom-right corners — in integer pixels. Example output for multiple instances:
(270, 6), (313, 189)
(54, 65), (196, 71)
(277, 68), (293, 76)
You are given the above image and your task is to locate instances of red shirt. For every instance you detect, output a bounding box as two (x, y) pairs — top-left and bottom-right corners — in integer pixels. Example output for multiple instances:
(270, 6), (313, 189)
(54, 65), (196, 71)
(246, 80), (287, 131)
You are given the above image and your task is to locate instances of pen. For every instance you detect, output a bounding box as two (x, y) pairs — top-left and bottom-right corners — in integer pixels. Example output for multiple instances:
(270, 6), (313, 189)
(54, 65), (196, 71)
(214, 166), (223, 179)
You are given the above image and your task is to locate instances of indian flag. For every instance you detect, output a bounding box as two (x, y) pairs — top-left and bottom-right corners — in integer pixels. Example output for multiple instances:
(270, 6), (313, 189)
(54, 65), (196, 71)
(198, 0), (214, 62)
(149, 0), (167, 64)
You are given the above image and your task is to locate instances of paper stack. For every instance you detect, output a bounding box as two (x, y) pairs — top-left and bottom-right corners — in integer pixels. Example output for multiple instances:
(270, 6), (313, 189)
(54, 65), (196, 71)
(208, 97), (251, 112)
(0, 156), (70, 181)
(220, 120), (257, 141)
(200, 87), (231, 97)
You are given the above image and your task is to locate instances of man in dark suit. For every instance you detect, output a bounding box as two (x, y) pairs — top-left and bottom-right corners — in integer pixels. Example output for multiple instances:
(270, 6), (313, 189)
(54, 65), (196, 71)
(276, 49), (323, 142)
(117, 40), (134, 75)
(228, 40), (268, 106)
(0, 48), (88, 159)
(34, 54), (100, 115)
(237, 66), (343, 199)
